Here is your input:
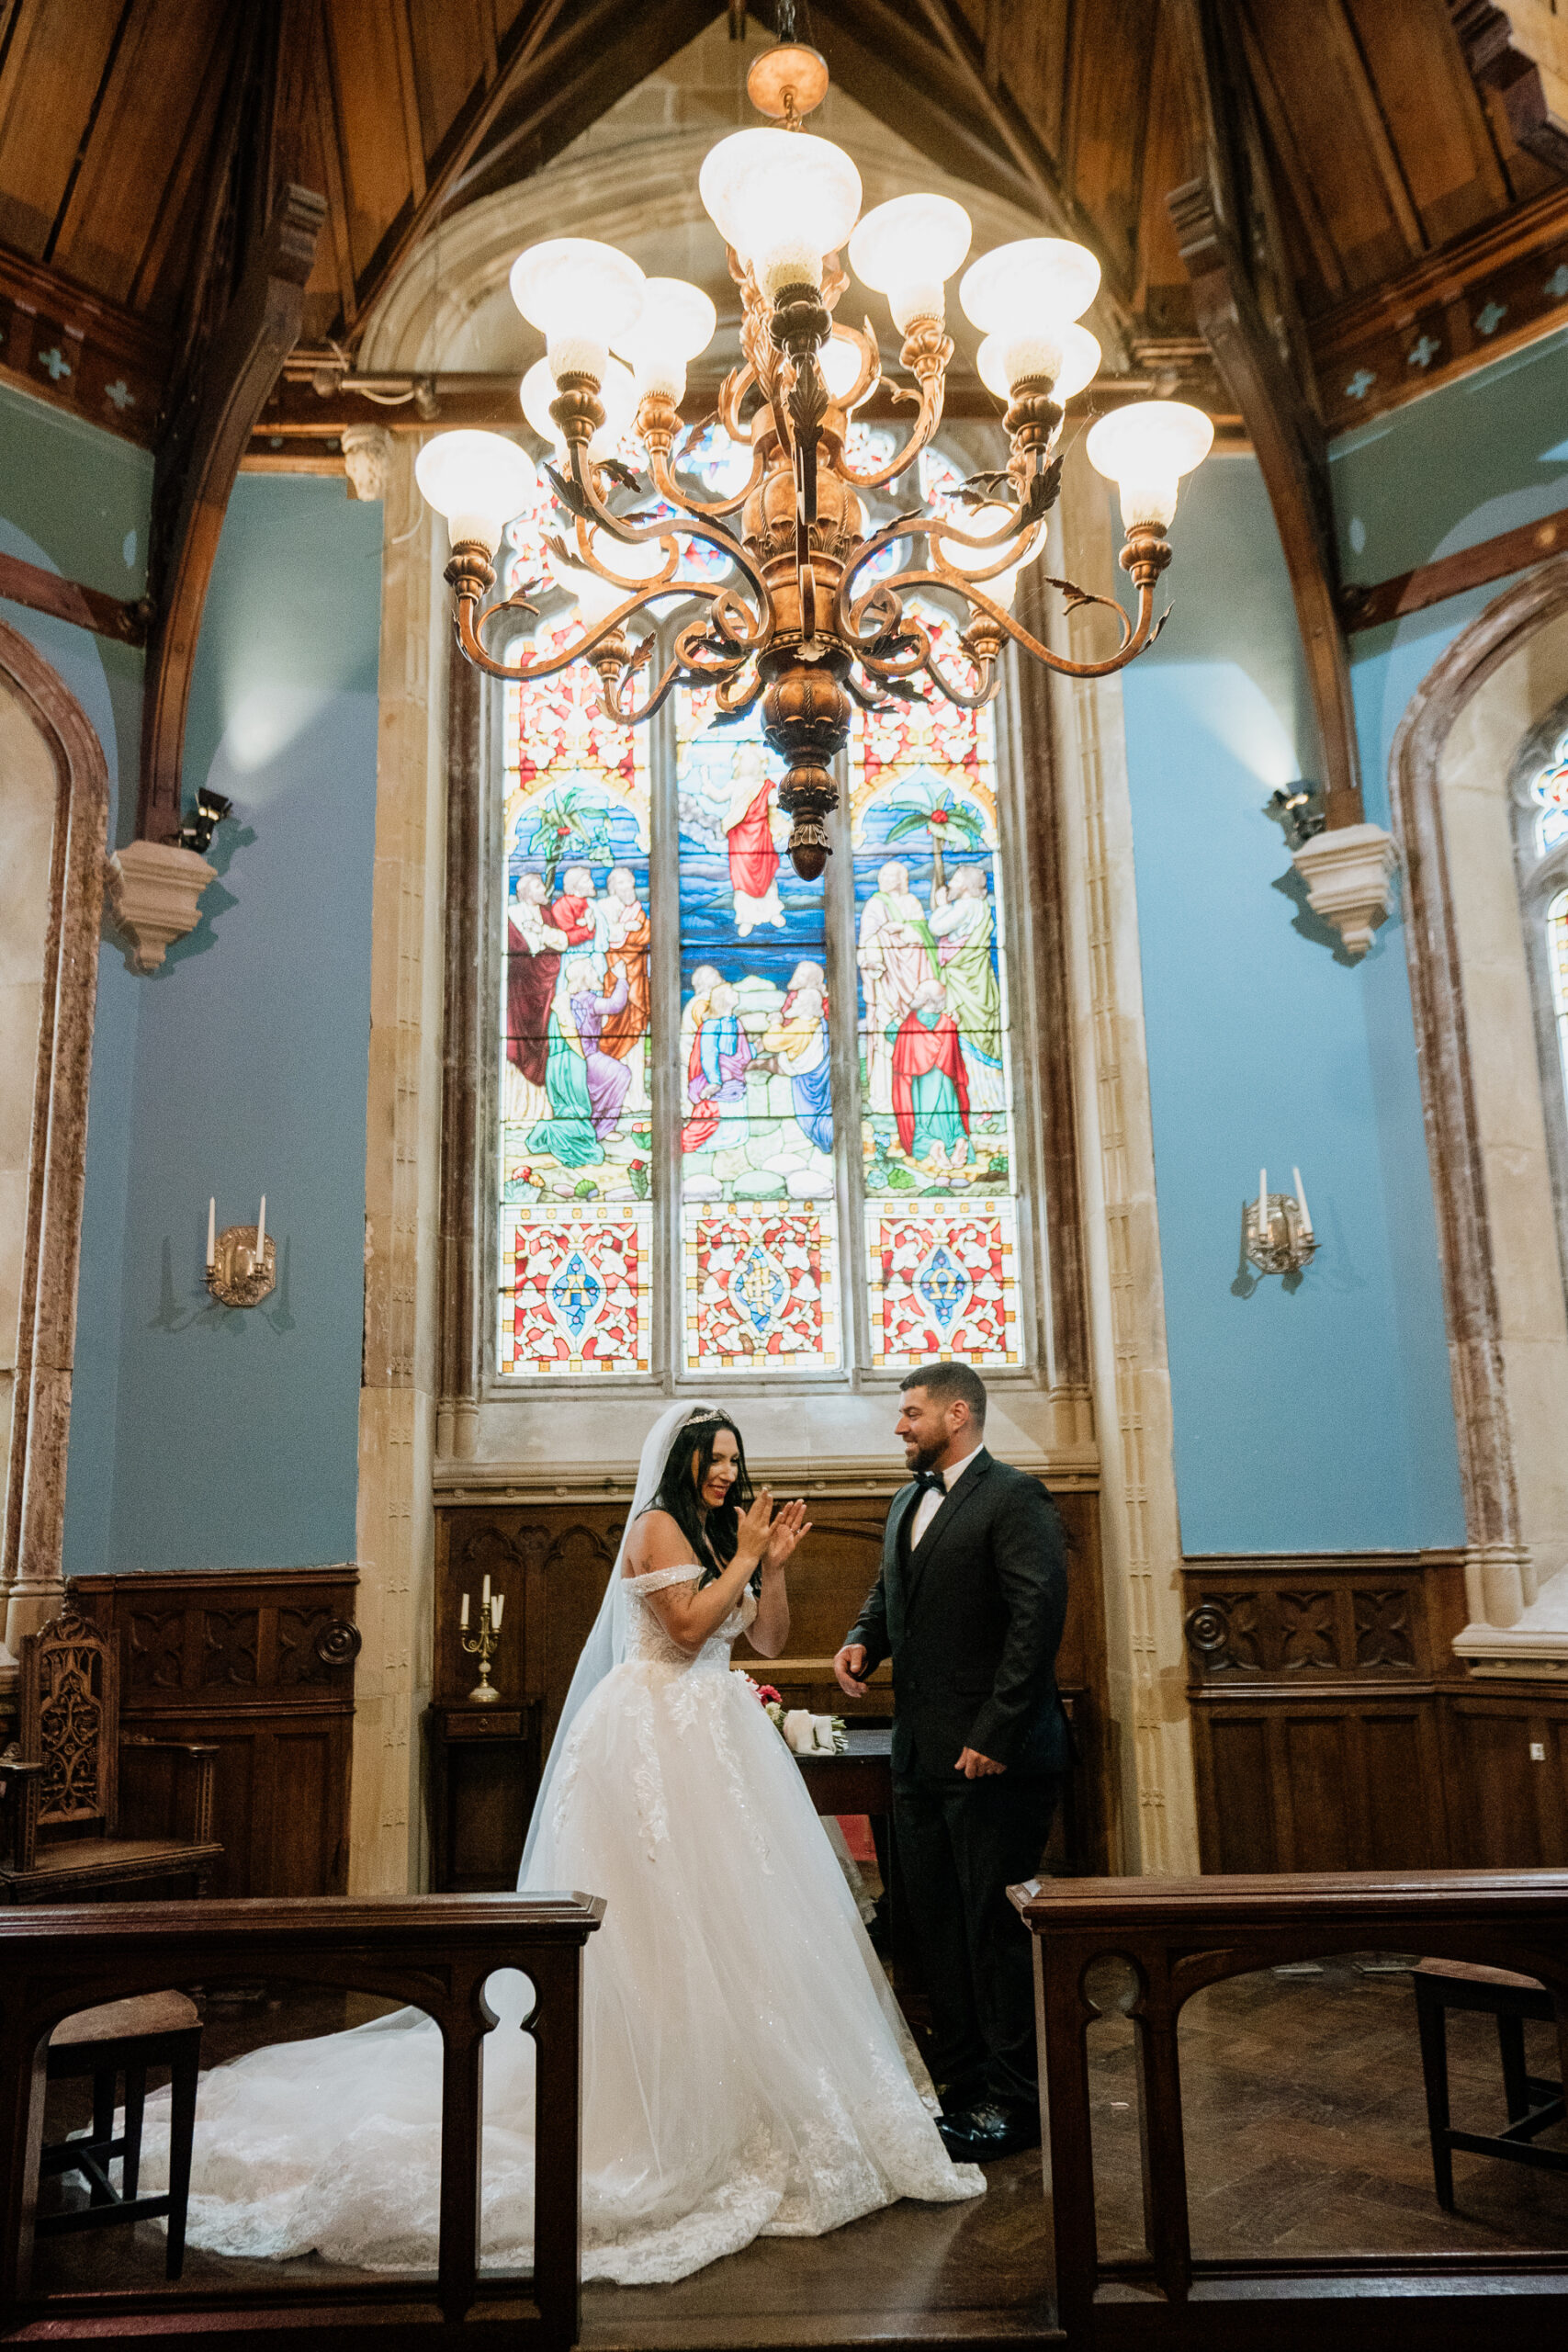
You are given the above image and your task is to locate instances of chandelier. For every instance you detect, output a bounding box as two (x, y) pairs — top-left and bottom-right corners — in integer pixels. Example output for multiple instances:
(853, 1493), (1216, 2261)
(414, 40), (1213, 879)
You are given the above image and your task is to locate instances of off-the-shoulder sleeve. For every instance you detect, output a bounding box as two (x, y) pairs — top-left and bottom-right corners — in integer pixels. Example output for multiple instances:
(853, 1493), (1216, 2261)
(622, 1565), (703, 1594)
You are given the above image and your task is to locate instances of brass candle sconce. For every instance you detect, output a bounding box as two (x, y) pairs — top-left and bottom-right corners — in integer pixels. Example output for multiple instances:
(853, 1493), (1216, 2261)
(206, 1193), (276, 1308)
(1243, 1165), (1318, 1278)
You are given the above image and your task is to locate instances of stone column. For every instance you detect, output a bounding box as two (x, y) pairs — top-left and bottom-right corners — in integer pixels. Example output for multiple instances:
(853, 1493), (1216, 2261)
(352, 442), (446, 1893)
(1040, 447), (1201, 1875)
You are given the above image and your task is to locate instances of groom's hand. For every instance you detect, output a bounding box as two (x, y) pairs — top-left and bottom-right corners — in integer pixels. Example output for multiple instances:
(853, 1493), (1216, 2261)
(833, 1644), (869, 1697)
(955, 1747), (1006, 1779)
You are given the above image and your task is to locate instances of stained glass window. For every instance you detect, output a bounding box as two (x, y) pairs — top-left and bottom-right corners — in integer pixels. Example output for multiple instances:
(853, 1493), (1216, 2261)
(498, 625), (653, 1374)
(851, 595), (1021, 1370)
(1551, 888), (1568, 1101)
(495, 440), (1029, 1384)
(1532, 730), (1568, 855)
(675, 689), (840, 1373)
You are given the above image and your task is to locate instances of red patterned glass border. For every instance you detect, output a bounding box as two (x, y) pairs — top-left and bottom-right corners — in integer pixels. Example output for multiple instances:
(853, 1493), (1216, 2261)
(864, 1203), (1020, 1370)
(682, 1204), (839, 1373)
(500, 1204), (650, 1376)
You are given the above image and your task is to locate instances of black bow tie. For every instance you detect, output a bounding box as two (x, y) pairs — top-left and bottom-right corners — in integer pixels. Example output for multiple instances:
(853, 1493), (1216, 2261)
(911, 1469), (944, 1495)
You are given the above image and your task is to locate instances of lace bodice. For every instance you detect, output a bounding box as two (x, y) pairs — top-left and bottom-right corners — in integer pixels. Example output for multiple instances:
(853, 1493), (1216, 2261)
(622, 1566), (755, 1671)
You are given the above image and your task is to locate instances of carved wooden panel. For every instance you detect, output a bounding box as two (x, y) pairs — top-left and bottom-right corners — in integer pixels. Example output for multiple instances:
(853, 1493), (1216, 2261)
(71, 1566), (357, 1899)
(435, 1481), (1111, 1872)
(1183, 1558), (1449, 1685)
(1191, 1695), (1450, 1873)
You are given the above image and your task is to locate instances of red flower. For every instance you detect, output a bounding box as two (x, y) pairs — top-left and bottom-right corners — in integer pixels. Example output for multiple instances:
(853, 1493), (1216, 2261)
(929, 807), (950, 825)
(754, 1683), (782, 1707)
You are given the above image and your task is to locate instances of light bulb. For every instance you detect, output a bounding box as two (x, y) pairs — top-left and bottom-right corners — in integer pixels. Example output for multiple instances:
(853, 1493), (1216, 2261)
(977, 322), (1100, 403)
(959, 237), (1100, 334)
(934, 502), (1045, 613)
(819, 331), (864, 401)
(509, 238), (645, 383)
(699, 128), (861, 300)
(520, 356), (637, 459)
(1085, 400), (1213, 529)
(849, 192), (972, 332)
(414, 431), (536, 557)
(615, 277), (717, 401)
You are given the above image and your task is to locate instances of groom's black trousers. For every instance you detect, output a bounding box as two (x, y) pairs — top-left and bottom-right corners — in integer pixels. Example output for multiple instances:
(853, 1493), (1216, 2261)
(893, 1770), (1059, 2110)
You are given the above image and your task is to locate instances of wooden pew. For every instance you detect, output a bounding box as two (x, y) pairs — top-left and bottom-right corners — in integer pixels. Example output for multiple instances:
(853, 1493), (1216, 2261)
(1012, 1868), (1568, 2349)
(0, 1891), (603, 2348)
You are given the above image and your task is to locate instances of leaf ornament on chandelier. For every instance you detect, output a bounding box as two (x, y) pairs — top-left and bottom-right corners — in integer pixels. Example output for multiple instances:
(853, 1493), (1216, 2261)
(414, 40), (1213, 880)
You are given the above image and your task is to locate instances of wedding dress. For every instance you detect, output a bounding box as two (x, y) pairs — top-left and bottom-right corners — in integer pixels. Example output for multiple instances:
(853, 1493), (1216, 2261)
(137, 1404), (982, 2285)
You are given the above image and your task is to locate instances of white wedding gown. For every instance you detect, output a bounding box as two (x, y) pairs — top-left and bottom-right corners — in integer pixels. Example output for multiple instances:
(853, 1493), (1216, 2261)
(141, 1565), (982, 2285)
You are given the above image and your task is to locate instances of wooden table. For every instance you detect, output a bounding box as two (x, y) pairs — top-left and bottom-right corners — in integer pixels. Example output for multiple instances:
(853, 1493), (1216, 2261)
(794, 1725), (921, 1992)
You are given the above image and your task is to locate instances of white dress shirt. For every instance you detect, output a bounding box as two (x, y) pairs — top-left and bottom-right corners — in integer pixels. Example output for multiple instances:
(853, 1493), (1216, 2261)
(908, 1441), (983, 1550)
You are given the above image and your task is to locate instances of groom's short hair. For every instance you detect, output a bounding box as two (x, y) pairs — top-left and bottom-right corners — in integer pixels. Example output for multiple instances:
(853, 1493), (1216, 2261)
(901, 1362), (987, 1425)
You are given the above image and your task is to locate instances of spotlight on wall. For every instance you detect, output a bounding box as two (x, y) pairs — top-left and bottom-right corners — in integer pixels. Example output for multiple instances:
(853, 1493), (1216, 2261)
(1265, 782), (1325, 853)
(180, 786), (233, 856)
(206, 1193), (276, 1307)
(1244, 1167), (1317, 1278)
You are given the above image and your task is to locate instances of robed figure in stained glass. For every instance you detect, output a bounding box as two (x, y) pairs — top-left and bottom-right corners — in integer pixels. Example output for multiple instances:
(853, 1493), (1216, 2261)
(859, 861), (935, 1113)
(525, 964), (605, 1169)
(893, 979), (971, 1170)
(724, 743), (784, 937)
(507, 871), (560, 1097)
(600, 865), (650, 1107)
(763, 980), (833, 1155)
(927, 866), (1005, 1110)
(682, 979), (753, 1154)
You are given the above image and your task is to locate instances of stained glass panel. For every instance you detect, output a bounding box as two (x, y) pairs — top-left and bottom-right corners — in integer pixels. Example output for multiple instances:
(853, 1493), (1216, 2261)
(1550, 888), (1568, 1102)
(498, 624), (653, 1377)
(851, 599), (1021, 1368)
(1532, 729), (1568, 855)
(675, 688), (841, 1372)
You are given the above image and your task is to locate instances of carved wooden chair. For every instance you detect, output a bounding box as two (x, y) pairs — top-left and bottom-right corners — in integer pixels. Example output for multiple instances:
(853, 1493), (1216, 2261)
(0, 1594), (222, 1902)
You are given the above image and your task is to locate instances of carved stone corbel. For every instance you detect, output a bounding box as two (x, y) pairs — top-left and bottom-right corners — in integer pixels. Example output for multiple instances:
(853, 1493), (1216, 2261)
(106, 841), (218, 974)
(1291, 821), (1399, 958)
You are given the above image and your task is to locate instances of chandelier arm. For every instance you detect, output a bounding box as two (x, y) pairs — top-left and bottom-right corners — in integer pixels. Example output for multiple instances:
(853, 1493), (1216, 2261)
(599, 649), (701, 728)
(561, 438), (774, 610)
(649, 439), (765, 520)
(919, 646), (1001, 711)
(456, 582), (671, 683)
(560, 520), (682, 593)
(842, 564), (1156, 681)
(715, 663), (766, 718)
(833, 379), (945, 492)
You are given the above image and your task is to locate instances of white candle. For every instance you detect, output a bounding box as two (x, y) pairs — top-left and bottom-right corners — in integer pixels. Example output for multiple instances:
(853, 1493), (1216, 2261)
(491, 1590), (504, 1631)
(207, 1196), (216, 1271)
(460, 1591), (469, 1629)
(1292, 1164), (1313, 1237)
(481, 1573), (491, 1609)
(255, 1194), (266, 1262)
(1258, 1167), (1268, 1245)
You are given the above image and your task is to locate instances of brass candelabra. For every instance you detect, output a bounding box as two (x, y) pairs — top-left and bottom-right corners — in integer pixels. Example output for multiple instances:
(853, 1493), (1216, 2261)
(459, 1577), (506, 1704)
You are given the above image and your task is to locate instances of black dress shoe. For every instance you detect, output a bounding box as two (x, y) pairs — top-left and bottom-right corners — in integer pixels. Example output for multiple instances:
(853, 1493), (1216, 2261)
(937, 2099), (1042, 2163)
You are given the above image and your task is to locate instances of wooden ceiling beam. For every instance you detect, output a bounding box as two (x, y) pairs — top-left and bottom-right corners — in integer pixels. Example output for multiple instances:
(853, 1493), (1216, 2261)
(338, 0), (578, 345)
(312, 12), (357, 332)
(138, 182), (325, 842)
(1451, 2), (1568, 175)
(390, 0), (429, 209)
(1238, 9), (1348, 303)
(1168, 0), (1364, 831)
(1319, 0), (1427, 258)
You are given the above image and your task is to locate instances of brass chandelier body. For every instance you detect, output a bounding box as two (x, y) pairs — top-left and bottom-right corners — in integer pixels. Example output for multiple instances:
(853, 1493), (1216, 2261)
(434, 48), (1187, 881)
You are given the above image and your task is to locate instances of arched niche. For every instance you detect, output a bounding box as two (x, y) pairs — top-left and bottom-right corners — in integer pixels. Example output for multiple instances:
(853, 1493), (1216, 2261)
(0, 616), (109, 1671)
(1390, 558), (1568, 1656)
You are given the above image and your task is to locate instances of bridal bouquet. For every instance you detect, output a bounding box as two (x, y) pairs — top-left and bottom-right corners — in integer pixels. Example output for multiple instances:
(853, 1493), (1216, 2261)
(736, 1672), (846, 1756)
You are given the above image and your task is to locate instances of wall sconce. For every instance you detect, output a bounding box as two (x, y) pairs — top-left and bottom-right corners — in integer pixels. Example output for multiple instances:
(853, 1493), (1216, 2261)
(1244, 1166), (1318, 1277)
(206, 1193), (276, 1307)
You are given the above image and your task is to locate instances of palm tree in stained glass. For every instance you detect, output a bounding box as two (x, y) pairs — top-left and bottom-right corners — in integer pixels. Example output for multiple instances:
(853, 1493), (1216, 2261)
(880, 781), (985, 893)
(522, 781), (615, 891)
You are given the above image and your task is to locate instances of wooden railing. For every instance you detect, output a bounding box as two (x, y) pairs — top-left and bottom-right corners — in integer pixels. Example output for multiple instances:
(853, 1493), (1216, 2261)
(0, 1892), (604, 2348)
(1012, 1869), (1568, 2348)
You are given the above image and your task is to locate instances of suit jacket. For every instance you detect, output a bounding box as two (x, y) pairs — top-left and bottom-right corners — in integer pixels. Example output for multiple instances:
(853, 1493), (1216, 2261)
(846, 1450), (1070, 1782)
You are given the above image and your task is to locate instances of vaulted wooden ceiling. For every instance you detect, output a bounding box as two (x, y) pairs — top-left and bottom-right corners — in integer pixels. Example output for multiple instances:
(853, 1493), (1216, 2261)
(0, 0), (1562, 453)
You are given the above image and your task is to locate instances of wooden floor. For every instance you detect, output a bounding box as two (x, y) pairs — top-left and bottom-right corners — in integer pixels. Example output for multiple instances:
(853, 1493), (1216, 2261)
(28, 1956), (1568, 2346)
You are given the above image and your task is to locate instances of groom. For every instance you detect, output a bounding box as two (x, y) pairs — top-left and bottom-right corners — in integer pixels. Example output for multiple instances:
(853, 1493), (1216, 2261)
(834, 1363), (1068, 2163)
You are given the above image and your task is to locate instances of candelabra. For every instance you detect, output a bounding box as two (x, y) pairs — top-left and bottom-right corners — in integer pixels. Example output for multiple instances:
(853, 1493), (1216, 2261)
(413, 39), (1213, 880)
(459, 1577), (506, 1703)
(1243, 1167), (1318, 1277)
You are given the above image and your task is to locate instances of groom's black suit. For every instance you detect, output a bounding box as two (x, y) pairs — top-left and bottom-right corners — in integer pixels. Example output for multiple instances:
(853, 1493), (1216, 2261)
(845, 1446), (1068, 2111)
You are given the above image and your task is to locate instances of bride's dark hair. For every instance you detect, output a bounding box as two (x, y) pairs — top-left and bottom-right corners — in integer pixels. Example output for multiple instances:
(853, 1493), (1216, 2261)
(651, 1412), (756, 1589)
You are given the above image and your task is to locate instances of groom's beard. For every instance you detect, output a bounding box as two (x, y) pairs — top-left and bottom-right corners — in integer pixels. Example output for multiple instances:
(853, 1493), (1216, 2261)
(905, 1440), (944, 1476)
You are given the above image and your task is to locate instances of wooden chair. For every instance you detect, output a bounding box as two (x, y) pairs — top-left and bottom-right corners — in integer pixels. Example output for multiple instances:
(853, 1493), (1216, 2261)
(37, 1992), (203, 2278)
(0, 1594), (222, 1903)
(1412, 1957), (1568, 2207)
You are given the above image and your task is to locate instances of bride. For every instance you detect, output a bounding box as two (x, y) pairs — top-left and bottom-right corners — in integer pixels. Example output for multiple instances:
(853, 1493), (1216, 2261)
(145, 1402), (983, 2285)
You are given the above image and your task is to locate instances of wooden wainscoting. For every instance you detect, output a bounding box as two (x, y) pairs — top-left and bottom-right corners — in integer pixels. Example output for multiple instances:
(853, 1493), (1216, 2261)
(434, 1481), (1111, 1885)
(71, 1566), (359, 1898)
(1183, 1552), (1568, 1872)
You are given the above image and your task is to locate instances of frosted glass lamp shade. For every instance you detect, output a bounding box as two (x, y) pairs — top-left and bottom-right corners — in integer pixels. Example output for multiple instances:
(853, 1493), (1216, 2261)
(819, 331), (864, 401)
(977, 321), (1100, 401)
(699, 128), (861, 300)
(520, 356), (637, 458)
(959, 237), (1100, 333)
(414, 431), (536, 557)
(616, 277), (716, 399)
(934, 502), (1044, 613)
(509, 238), (645, 380)
(1086, 400), (1213, 529)
(849, 193), (971, 331)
